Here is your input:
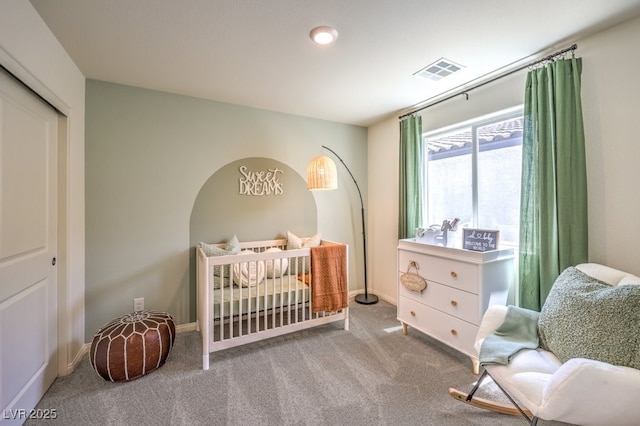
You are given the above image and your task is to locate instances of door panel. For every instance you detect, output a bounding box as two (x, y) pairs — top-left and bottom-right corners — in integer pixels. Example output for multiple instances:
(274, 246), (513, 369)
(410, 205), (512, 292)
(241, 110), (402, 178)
(0, 69), (58, 425)
(1, 96), (47, 259)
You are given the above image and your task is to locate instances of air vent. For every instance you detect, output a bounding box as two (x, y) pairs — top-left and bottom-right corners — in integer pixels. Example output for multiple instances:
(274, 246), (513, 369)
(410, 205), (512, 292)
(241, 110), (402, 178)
(415, 58), (464, 81)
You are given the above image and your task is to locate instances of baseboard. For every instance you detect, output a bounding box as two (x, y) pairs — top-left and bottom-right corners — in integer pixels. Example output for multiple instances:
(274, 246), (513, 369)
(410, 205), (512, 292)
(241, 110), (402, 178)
(348, 289), (396, 306)
(176, 322), (197, 333)
(66, 343), (90, 375)
(374, 292), (396, 305)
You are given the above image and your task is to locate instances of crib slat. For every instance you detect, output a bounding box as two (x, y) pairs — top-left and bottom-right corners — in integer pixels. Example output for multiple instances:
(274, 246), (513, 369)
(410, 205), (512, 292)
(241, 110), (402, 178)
(240, 266), (245, 337)
(297, 255), (304, 323)
(230, 269), (236, 339)
(250, 259), (255, 334)
(282, 259), (287, 323)
(307, 261), (312, 321)
(221, 269), (226, 342)
(267, 260), (273, 330)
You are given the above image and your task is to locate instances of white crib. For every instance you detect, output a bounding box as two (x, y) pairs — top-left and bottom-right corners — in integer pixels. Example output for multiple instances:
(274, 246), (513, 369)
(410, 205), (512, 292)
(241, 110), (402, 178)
(196, 238), (349, 370)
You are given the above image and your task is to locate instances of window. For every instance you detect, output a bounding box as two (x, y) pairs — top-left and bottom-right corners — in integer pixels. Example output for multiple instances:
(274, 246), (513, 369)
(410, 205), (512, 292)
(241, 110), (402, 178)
(423, 106), (523, 248)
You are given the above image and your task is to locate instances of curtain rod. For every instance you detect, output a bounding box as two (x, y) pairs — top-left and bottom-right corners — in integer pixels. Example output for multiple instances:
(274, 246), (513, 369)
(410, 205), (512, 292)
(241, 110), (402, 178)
(398, 43), (577, 120)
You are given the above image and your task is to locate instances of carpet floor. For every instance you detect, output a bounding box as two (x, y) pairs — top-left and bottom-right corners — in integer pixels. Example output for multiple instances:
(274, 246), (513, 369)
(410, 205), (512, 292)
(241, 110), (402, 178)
(26, 300), (570, 425)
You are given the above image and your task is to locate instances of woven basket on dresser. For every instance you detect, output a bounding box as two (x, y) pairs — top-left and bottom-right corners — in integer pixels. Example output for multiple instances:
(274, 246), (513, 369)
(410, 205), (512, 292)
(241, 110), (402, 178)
(90, 310), (176, 382)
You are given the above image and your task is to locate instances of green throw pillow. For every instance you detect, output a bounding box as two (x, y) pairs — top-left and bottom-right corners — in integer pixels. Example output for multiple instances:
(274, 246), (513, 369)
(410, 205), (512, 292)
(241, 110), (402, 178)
(200, 235), (240, 258)
(200, 235), (241, 288)
(538, 266), (640, 369)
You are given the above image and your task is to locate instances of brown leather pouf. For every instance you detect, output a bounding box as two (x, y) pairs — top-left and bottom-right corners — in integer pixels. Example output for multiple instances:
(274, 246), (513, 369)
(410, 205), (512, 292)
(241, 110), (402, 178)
(90, 310), (176, 382)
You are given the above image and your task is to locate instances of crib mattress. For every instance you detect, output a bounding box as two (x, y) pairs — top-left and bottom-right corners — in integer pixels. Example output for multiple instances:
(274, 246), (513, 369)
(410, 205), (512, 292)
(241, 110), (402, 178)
(210, 275), (309, 319)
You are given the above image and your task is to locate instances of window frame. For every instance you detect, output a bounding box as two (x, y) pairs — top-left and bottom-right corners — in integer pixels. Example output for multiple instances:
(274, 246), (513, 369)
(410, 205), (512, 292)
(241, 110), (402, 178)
(422, 105), (524, 242)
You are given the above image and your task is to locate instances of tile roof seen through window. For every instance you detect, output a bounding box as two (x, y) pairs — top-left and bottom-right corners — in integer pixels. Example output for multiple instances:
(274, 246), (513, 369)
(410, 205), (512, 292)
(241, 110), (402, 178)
(426, 117), (523, 159)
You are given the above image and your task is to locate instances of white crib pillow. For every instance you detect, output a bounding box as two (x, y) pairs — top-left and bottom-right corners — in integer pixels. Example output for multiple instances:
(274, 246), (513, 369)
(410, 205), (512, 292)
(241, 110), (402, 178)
(286, 231), (321, 274)
(287, 231), (321, 249)
(264, 247), (289, 278)
(233, 250), (266, 287)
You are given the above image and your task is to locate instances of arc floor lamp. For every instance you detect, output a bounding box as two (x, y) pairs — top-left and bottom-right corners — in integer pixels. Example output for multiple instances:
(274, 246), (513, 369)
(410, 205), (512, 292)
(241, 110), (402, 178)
(306, 145), (378, 305)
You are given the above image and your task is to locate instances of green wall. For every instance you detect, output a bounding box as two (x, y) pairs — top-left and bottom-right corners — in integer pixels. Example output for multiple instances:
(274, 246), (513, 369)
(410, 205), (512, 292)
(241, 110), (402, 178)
(85, 80), (367, 342)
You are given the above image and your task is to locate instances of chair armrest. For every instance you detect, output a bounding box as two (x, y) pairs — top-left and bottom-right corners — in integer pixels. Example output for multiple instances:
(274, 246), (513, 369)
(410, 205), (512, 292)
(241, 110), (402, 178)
(473, 305), (508, 355)
(538, 358), (640, 425)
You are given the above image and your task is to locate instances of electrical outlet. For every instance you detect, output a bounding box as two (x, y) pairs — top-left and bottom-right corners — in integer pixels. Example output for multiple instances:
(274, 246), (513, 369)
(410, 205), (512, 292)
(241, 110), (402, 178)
(134, 297), (144, 312)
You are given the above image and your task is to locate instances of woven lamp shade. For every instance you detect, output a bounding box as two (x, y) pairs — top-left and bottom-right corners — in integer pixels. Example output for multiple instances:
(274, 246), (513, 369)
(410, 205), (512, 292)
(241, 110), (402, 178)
(307, 155), (338, 190)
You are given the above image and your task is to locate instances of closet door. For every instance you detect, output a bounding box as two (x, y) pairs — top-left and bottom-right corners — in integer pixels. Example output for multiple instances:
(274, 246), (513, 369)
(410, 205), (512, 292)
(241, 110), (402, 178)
(0, 69), (58, 424)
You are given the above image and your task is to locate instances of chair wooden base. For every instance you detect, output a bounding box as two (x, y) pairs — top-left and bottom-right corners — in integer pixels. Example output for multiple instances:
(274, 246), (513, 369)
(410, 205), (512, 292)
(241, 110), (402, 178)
(449, 369), (538, 425)
(448, 387), (533, 417)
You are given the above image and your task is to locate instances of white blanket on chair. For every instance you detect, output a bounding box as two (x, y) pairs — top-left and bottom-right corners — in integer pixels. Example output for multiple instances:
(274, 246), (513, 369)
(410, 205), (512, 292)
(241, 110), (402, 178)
(232, 250), (265, 287)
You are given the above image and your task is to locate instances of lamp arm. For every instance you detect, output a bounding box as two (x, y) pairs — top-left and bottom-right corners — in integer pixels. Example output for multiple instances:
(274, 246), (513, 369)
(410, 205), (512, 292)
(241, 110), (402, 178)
(321, 145), (364, 211)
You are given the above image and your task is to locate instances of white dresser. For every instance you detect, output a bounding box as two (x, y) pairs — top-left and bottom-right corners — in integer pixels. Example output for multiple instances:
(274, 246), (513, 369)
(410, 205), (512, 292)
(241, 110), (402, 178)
(397, 238), (514, 373)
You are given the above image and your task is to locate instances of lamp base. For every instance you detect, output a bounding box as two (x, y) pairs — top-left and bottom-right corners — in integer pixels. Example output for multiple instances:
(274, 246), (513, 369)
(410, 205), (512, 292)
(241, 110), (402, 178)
(355, 293), (379, 305)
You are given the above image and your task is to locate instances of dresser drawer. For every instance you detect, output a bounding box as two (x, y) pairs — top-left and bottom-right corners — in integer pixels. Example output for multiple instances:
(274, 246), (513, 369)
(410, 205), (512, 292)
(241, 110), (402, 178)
(398, 296), (477, 356)
(398, 249), (480, 293)
(398, 276), (480, 324)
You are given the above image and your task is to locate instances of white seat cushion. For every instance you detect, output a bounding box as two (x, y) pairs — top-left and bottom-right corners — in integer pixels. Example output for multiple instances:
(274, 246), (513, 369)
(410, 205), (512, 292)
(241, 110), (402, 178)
(485, 349), (562, 410)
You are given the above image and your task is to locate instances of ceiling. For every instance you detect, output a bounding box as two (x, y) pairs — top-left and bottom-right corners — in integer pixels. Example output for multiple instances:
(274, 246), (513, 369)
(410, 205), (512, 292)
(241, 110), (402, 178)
(29, 0), (640, 127)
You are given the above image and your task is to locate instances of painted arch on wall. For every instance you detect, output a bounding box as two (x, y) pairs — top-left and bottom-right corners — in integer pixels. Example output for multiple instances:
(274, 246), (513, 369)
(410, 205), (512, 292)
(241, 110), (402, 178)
(188, 157), (318, 307)
(190, 157), (317, 246)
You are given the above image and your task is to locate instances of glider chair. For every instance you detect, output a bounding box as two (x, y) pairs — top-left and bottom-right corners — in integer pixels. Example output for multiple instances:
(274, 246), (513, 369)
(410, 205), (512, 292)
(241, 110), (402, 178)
(450, 263), (640, 425)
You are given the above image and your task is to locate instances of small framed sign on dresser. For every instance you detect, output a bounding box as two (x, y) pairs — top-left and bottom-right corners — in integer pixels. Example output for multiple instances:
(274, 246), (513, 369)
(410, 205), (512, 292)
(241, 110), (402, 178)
(462, 228), (500, 252)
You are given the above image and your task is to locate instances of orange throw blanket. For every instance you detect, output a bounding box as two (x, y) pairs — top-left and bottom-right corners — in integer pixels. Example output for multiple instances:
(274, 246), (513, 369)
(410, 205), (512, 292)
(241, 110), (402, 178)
(310, 244), (348, 313)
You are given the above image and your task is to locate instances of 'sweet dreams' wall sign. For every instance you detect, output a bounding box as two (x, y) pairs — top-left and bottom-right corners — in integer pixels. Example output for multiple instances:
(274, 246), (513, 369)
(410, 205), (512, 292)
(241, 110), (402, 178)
(238, 165), (284, 196)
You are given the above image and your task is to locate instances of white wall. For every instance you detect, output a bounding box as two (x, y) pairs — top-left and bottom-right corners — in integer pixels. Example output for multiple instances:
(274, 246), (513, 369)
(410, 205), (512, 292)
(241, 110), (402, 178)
(367, 15), (640, 304)
(0, 0), (86, 372)
(367, 120), (400, 303)
(579, 15), (640, 272)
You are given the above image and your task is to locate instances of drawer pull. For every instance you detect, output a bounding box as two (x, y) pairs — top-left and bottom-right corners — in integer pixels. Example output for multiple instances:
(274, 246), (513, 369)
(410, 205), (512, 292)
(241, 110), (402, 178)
(450, 329), (458, 336)
(410, 310), (416, 316)
(450, 271), (458, 278)
(450, 300), (458, 307)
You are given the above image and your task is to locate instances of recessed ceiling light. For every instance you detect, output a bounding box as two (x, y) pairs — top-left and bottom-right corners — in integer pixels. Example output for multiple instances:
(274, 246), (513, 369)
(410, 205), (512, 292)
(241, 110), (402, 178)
(310, 26), (338, 45)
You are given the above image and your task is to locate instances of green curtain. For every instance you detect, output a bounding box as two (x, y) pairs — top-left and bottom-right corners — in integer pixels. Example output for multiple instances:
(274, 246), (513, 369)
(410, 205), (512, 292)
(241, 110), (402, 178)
(398, 115), (423, 239)
(519, 55), (588, 311)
